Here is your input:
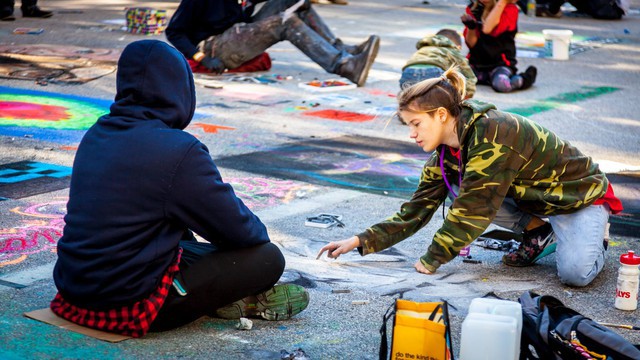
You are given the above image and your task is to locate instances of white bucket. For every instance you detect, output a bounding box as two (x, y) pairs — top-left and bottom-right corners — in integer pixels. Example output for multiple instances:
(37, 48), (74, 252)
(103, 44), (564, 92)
(459, 298), (523, 360)
(542, 29), (573, 60)
(460, 313), (519, 360)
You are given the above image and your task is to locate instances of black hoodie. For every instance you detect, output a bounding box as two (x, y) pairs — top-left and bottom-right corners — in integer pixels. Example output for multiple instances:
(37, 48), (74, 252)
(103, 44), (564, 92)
(53, 40), (270, 309)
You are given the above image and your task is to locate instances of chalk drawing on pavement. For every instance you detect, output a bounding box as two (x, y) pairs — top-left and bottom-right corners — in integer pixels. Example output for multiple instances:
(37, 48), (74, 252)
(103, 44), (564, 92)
(0, 86), (110, 130)
(0, 200), (66, 267)
(505, 86), (620, 117)
(0, 86), (110, 144)
(226, 177), (318, 211)
(216, 135), (427, 198)
(0, 161), (72, 199)
(190, 123), (236, 134)
(303, 109), (375, 122)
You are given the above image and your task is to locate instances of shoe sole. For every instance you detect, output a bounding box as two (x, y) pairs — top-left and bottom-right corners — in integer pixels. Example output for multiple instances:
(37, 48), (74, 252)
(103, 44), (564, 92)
(355, 36), (380, 87)
(216, 284), (309, 321)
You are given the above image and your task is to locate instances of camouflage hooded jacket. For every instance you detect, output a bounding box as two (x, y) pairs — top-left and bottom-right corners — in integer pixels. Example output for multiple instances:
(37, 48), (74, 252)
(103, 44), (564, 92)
(357, 100), (608, 272)
(404, 34), (478, 98)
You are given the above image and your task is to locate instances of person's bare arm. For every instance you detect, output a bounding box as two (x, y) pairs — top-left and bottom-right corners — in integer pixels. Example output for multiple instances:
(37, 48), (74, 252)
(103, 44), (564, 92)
(482, 0), (516, 34)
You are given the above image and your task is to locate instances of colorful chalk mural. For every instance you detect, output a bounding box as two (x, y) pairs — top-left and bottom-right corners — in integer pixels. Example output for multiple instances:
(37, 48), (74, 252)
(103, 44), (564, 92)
(0, 161), (73, 200)
(216, 135), (427, 197)
(0, 178), (317, 266)
(0, 86), (111, 143)
(505, 86), (620, 117)
(0, 87), (110, 130)
(227, 177), (318, 211)
(0, 200), (66, 267)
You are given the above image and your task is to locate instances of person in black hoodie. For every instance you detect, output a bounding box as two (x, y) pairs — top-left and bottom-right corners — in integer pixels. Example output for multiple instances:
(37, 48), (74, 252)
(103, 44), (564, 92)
(51, 40), (309, 337)
(165, 0), (380, 87)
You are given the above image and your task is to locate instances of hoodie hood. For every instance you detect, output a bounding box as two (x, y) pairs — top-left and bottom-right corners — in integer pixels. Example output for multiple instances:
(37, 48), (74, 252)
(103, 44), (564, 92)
(457, 99), (497, 143)
(415, 35), (458, 50)
(107, 40), (195, 130)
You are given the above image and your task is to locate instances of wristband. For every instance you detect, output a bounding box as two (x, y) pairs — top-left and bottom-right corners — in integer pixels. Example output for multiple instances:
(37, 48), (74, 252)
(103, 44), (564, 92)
(192, 51), (205, 62)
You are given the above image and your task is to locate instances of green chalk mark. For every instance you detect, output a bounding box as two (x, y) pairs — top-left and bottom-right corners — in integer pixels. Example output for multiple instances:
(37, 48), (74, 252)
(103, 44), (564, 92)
(505, 86), (620, 117)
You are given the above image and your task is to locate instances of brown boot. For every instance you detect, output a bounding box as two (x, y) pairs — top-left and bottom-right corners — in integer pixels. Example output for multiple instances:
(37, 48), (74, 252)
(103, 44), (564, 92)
(335, 37), (379, 87)
(334, 35), (380, 56)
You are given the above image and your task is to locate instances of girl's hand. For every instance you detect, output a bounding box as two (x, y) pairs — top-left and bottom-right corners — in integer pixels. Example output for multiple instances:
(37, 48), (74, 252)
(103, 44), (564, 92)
(461, 14), (479, 29)
(414, 260), (435, 275)
(317, 236), (360, 260)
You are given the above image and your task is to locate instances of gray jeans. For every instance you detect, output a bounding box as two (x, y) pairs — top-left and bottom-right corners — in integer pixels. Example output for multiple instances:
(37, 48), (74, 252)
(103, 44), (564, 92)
(493, 197), (610, 287)
(204, 0), (344, 71)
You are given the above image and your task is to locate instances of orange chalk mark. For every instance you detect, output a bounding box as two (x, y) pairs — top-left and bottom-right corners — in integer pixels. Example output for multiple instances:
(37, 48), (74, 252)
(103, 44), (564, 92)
(303, 109), (375, 122)
(0, 254), (27, 267)
(191, 123), (236, 134)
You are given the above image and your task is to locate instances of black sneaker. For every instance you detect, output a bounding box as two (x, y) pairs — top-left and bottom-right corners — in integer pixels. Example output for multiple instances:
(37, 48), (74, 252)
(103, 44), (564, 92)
(502, 222), (557, 267)
(22, 6), (53, 18)
(520, 66), (537, 90)
(335, 36), (379, 87)
(335, 35), (380, 56)
(0, 10), (15, 21)
(215, 284), (309, 321)
(536, 4), (562, 17)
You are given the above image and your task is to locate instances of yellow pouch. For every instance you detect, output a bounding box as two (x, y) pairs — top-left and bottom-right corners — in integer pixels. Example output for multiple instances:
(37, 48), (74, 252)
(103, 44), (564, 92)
(380, 299), (454, 360)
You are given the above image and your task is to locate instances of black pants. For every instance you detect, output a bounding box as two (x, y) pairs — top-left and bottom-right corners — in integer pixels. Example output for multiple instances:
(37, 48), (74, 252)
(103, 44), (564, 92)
(150, 240), (285, 331)
(535, 0), (624, 18)
(204, 0), (345, 72)
(0, 0), (36, 13)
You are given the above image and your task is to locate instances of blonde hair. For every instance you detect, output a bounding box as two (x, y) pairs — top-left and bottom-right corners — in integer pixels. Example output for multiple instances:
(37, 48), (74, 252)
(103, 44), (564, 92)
(397, 65), (467, 118)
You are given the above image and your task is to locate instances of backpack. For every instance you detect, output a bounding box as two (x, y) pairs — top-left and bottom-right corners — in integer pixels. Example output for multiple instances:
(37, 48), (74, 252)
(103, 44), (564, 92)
(519, 291), (640, 360)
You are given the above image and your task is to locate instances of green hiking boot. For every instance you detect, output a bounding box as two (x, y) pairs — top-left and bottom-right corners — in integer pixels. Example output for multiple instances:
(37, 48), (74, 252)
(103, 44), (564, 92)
(215, 284), (309, 321)
(502, 222), (557, 267)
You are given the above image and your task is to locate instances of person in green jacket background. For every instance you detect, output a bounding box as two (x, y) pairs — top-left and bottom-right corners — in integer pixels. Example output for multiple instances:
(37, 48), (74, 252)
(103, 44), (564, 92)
(318, 66), (621, 287)
(400, 29), (477, 98)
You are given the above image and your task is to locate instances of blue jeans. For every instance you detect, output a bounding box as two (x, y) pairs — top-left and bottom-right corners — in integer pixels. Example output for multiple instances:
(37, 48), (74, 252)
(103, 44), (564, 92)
(493, 197), (609, 287)
(399, 65), (444, 89)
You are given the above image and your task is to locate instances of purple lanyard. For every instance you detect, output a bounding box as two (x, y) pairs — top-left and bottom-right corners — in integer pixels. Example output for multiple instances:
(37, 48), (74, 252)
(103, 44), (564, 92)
(439, 145), (463, 198)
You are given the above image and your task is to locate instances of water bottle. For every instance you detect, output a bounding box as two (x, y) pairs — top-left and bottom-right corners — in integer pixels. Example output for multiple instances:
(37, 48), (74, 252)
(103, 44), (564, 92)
(615, 250), (640, 311)
(527, 0), (536, 17)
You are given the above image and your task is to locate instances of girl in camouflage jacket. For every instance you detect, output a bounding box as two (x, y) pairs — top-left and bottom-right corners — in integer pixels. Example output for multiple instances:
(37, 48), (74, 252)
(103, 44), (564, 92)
(317, 66), (621, 287)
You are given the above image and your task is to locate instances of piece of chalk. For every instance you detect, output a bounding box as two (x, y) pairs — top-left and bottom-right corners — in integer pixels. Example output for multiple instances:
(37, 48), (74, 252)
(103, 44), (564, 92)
(352, 300), (369, 305)
(236, 317), (253, 330)
(332, 289), (351, 294)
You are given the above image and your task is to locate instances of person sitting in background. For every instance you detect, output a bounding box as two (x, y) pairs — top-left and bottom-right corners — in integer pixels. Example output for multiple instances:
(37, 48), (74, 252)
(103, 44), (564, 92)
(166, 0), (380, 87)
(400, 28), (477, 98)
(0, 0), (52, 21)
(532, 0), (628, 19)
(461, 0), (537, 93)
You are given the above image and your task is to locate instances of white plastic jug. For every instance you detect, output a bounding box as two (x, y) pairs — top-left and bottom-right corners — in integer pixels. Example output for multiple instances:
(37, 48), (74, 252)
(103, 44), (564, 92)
(460, 298), (523, 360)
(542, 29), (573, 60)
